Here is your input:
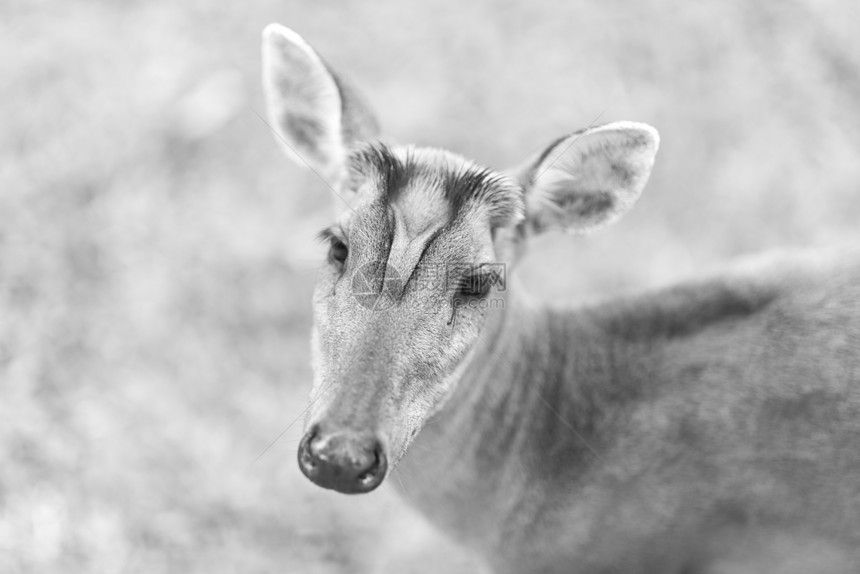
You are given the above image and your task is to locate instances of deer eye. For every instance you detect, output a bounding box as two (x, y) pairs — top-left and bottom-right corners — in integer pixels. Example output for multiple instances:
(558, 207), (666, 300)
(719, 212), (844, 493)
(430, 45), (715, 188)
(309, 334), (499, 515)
(454, 271), (492, 299)
(328, 239), (348, 268)
(452, 264), (505, 301)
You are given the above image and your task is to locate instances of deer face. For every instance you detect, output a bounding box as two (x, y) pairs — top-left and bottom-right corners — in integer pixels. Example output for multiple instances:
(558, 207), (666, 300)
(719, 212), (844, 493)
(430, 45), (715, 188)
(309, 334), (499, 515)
(262, 24), (659, 493)
(301, 145), (520, 492)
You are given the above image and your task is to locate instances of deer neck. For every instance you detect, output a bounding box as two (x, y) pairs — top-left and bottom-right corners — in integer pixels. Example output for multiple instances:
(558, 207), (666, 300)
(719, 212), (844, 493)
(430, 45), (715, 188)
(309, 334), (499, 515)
(393, 282), (611, 551)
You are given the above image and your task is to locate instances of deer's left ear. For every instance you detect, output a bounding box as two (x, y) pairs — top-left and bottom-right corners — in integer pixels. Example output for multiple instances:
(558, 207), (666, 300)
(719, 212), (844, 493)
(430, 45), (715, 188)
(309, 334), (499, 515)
(262, 24), (380, 184)
(513, 122), (659, 235)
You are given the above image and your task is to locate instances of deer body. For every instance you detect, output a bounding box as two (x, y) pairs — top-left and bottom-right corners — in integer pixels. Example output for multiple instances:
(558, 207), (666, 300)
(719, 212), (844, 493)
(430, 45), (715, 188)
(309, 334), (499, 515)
(396, 255), (860, 572)
(261, 24), (860, 573)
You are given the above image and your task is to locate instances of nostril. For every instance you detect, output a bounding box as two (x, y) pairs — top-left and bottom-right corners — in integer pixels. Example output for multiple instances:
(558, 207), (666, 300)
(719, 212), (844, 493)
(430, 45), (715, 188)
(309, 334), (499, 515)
(301, 449), (317, 469)
(372, 441), (385, 468)
(297, 427), (321, 475)
(356, 441), (387, 487)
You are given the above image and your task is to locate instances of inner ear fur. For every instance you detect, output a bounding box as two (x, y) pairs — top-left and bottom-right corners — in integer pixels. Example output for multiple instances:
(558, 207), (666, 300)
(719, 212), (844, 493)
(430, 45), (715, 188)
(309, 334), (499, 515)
(262, 24), (380, 182)
(514, 122), (659, 235)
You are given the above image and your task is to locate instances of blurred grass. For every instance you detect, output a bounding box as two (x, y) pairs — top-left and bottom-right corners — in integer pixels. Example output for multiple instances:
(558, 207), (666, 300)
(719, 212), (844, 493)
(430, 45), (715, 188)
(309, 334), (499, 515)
(2, 1), (860, 573)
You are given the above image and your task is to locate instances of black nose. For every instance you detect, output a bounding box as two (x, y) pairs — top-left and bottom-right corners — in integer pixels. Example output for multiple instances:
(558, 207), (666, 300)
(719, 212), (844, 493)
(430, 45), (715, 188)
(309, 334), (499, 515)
(298, 425), (387, 494)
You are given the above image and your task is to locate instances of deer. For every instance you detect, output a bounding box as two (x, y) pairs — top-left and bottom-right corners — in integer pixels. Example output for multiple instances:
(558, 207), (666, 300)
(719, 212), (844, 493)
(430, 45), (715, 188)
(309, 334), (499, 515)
(262, 24), (860, 574)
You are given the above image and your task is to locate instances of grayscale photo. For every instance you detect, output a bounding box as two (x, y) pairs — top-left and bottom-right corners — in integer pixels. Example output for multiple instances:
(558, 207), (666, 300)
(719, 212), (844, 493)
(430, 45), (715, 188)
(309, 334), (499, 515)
(4, 2), (860, 573)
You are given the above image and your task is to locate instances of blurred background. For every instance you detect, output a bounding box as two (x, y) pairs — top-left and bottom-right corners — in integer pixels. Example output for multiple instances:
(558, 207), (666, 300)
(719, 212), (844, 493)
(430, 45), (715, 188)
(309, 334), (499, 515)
(2, 1), (860, 572)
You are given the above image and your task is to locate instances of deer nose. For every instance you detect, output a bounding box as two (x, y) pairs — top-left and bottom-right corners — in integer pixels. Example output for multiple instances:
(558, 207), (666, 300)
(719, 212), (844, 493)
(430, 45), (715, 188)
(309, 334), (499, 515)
(298, 425), (387, 494)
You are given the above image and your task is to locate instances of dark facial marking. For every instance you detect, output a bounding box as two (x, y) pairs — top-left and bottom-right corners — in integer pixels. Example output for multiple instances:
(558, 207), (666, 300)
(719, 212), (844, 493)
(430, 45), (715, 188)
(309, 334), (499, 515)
(348, 143), (414, 198)
(348, 142), (523, 229)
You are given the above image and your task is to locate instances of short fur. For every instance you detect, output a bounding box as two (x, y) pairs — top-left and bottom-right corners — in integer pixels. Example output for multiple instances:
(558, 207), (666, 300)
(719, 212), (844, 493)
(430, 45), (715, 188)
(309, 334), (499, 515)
(263, 25), (860, 574)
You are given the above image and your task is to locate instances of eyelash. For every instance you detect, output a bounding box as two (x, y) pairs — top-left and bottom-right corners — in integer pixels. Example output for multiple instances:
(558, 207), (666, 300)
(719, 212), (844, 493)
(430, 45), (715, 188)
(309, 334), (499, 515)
(317, 229), (348, 270)
(447, 271), (494, 327)
(453, 273), (492, 298)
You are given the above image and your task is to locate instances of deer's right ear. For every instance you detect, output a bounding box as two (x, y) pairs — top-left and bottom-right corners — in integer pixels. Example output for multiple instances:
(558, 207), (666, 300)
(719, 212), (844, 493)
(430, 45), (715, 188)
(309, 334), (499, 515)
(262, 24), (380, 183)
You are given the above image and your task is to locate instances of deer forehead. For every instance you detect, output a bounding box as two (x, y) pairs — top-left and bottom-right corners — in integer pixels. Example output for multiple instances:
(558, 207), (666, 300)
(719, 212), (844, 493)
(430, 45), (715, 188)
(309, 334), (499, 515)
(344, 143), (524, 269)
